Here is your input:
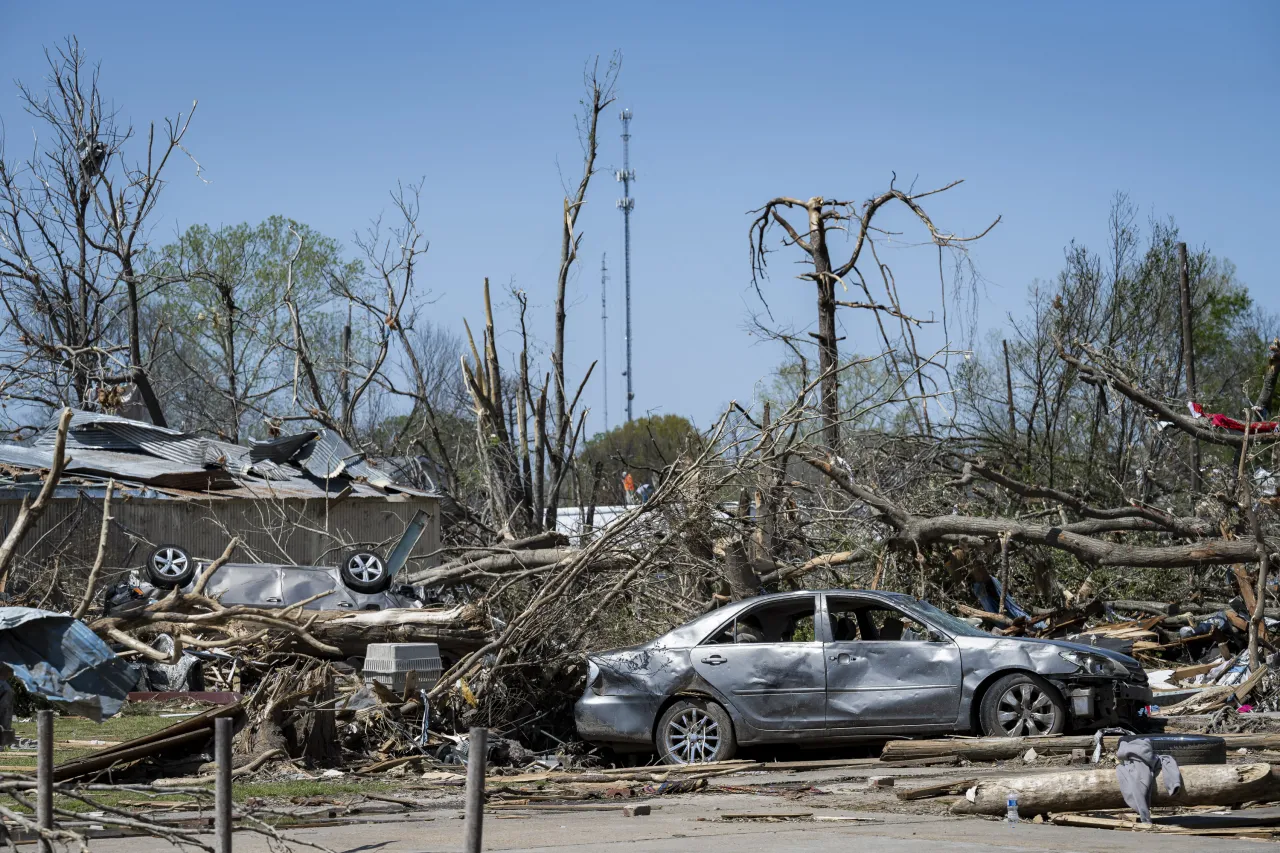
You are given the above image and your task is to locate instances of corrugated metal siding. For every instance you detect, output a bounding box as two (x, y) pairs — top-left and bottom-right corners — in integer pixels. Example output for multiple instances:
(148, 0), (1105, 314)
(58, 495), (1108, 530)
(0, 494), (440, 594)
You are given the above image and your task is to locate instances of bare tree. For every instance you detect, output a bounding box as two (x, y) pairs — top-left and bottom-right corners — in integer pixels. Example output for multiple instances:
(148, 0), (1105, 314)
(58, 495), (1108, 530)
(0, 39), (199, 427)
(749, 180), (998, 446)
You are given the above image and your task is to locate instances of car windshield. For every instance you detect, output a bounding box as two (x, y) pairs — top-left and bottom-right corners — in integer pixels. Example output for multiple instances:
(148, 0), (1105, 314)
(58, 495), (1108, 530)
(898, 598), (990, 638)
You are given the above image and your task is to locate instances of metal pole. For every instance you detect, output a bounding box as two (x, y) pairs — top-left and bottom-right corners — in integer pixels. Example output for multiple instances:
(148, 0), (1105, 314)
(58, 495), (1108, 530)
(1177, 241), (1201, 497)
(601, 253), (609, 432)
(463, 726), (487, 853)
(36, 709), (52, 853)
(617, 109), (635, 422)
(215, 716), (233, 853)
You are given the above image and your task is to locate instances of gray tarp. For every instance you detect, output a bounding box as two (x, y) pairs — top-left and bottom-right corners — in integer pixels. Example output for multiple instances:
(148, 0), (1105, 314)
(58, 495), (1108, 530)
(0, 607), (136, 721)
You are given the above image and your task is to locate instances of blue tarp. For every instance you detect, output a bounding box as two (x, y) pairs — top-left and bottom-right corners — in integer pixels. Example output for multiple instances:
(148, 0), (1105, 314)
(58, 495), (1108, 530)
(0, 607), (136, 721)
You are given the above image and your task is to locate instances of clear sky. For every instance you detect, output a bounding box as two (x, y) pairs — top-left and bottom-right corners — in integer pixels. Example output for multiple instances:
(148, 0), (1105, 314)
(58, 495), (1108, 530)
(4, 2), (1277, 435)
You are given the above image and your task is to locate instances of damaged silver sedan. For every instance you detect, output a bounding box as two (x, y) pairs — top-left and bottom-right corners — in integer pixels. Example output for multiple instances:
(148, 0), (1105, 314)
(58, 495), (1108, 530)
(575, 590), (1153, 763)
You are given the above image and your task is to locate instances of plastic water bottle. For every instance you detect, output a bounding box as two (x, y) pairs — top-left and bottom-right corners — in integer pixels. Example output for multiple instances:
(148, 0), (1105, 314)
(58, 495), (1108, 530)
(1006, 795), (1019, 827)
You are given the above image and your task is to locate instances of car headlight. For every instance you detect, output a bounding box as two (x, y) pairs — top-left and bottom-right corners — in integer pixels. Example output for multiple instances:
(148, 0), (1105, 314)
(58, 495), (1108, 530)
(1059, 650), (1126, 677)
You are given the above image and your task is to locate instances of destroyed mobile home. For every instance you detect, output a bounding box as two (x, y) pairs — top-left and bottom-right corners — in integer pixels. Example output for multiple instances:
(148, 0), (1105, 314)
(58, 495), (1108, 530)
(576, 590), (1153, 764)
(0, 411), (443, 582)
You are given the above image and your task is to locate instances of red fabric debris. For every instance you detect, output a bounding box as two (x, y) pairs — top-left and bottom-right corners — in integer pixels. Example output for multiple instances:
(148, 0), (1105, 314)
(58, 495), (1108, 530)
(1187, 401), (1280, 433)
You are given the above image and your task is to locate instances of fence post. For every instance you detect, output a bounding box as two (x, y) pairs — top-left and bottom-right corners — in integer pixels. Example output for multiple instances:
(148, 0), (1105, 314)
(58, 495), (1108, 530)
(36, 710), (53, 853)
(215, 716), (233, 853)
(463, 726), (487, 853)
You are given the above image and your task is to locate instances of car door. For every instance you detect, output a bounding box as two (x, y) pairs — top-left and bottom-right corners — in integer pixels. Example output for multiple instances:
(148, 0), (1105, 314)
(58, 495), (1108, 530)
(822, 594), (963, 730)
(690, 595), (826, 731)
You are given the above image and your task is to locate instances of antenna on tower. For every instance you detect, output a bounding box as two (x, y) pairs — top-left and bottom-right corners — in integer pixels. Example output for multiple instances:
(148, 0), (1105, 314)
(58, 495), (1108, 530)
(616, 108), (635, 422)
(600, 253), (609, 432)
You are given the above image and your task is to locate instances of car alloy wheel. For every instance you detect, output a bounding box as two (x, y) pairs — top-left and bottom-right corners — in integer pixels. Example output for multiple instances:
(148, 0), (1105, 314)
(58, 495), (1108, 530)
(996, 682), (1058, 736)
(664, 706), (722, 764)
(151, 547), (189, 579)
(346, 553), (385, 584)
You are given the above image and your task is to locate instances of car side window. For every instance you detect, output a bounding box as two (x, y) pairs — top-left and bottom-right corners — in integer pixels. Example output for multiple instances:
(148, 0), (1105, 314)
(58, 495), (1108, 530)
(702, 597), (818, 645)
(827, 599), (933, 642)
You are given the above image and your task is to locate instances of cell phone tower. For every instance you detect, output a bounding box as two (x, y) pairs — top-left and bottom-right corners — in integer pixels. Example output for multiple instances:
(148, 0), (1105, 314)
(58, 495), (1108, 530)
(600, 253), (609, 432)
(616, 108), (635, 422)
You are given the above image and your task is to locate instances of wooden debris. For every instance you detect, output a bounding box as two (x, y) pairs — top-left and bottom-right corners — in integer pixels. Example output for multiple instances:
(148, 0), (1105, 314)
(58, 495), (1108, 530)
(951, 762), (1275, 816)
(721, 812), (813, 821)
(1050, 813), (1272, 838)
(879, 732), (1280, 763)
(896, 778), (977, 801)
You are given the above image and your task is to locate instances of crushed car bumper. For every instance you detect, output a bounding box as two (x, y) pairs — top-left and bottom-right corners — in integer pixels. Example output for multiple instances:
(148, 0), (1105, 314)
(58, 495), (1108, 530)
(574, 694), (660, 747)
(1052, 678), (1153, 727)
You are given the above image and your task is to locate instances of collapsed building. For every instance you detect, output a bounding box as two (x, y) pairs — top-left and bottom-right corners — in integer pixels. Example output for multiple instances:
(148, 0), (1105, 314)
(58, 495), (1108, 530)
(0, 412), (442, 590)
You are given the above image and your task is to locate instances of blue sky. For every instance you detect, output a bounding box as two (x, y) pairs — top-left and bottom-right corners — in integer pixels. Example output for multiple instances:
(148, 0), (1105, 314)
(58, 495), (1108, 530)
(4, 2), (1277, 434)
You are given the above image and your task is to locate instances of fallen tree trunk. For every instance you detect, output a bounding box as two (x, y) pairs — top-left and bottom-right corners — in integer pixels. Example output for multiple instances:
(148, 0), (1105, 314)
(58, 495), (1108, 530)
(279, 606), (487, 657)
(407, 548), (632, 586)
(139, 605), (487, 658)
(880, 733), (1280, 763)
(951, 762), (1274, 816)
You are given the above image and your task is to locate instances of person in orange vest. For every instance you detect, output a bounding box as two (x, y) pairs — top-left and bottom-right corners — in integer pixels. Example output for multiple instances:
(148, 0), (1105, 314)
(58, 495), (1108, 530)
(622, 470), (636, 504)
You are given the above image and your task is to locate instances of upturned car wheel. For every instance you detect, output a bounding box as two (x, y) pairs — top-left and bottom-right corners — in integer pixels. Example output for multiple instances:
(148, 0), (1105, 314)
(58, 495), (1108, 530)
(146, 545), (195, 588)
(980, 673), (1066, 737)
(340, 550), (391, 593)
(657, 699), (736, 765)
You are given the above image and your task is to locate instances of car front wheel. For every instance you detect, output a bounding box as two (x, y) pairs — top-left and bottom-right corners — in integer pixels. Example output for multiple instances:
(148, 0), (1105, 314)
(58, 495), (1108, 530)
(146, 545), (195, 588)
(979, 673), (1066, 737)
(340, 550), (391, 593)
(656, 699), (736, 765)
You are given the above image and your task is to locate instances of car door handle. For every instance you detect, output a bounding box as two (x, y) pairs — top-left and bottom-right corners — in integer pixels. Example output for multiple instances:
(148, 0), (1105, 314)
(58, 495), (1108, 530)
(264, 597), (282, 603)
(701, 654), (727, 665)
(829, 653), (855, 663)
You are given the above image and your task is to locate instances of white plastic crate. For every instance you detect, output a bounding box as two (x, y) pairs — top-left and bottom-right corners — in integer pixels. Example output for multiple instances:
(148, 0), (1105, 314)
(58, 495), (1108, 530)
(363, 642), (442, 693)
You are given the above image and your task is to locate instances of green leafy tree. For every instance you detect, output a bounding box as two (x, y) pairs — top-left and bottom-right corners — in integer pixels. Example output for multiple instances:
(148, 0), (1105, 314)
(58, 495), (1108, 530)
(149, 217), (361, 439)
(576, 415), (703, 505)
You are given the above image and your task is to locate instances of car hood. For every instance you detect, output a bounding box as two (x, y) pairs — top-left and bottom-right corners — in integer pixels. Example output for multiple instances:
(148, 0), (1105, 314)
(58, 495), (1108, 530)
(1003, 636), (1142, 669)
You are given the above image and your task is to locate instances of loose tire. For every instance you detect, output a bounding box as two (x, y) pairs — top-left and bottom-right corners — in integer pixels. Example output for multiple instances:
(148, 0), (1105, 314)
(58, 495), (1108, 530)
(146, 545), (195, 588)
(979, 673), (1067, 737)
(1119, 733), (1226, 765)
(340, 550), (391, 593)
(656, 698), (736, 765)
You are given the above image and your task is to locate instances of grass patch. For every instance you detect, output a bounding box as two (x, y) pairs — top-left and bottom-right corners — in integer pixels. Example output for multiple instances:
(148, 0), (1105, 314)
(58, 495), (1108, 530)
(4, 707), (207, 765)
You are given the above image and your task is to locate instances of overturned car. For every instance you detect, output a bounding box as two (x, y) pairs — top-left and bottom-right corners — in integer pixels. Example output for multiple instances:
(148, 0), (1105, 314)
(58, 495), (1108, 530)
(109, 510), (431, 613)
(575, 590), (1153, 764)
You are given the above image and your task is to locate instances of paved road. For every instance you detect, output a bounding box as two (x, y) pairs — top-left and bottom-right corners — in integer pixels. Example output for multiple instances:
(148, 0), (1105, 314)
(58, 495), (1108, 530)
(78, 798), (1267, 853)
(68, 758), (1276, 852)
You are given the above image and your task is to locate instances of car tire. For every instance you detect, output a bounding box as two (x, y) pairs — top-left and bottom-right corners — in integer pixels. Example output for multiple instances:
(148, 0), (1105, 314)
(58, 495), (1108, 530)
(1119, 733), (1226, 765)
(979, 673), (1067, 737)
(656, 698), (737, 765)
(146, 545), (196, 588)
(340, 550), (391, 593)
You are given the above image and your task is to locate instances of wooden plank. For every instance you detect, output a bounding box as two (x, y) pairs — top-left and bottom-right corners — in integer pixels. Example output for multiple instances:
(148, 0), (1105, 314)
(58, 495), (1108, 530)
(1171, 661), (1220, 683)
(52, 728), (212, 781)
(1235, 665), (1269, 702)
(881, 732), (1280, 762)
(896, 778), (977, 801)
(1235, 565), (1259, 617)
(1051, 813), (1272, 838)
(721, 812), (813, 820)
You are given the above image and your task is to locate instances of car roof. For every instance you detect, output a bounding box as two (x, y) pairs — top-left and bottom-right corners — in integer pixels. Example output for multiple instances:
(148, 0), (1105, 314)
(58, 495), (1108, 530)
(659, 589), (912, 646)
